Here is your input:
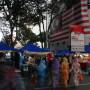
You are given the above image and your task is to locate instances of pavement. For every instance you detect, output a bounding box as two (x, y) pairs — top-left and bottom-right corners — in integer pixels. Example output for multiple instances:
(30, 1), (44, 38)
(34, 85), (90, 90)
(23, 74), (90, 90)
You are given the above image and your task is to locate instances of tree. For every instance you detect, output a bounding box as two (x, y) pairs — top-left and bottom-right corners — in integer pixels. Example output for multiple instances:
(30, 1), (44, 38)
(38, 31), (46, 47)
(0, 0), (65, 48)
(0, 0), (29, 47)
(28, 0), (47, 48)
(17, 26), (38, 44)
(45, 0), (66, 48)
(0, 0), (48, 48)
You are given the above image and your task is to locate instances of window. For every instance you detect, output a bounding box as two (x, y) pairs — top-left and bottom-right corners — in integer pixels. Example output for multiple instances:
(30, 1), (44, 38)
(64, 0), (80, 9)
(52, 43), (54, 46)
(59, 13), (62, 29)
(62, 41), (65, 45)
(57, 42), (60, 46)
(88, 0), (90, 9)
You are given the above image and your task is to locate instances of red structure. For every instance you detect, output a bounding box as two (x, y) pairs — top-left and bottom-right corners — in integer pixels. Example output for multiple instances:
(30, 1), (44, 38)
(70, 24), (90, 34)
(50, 0), (90, 52)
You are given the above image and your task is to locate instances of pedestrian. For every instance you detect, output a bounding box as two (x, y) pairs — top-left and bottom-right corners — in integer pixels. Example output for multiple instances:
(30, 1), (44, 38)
(46, 54), (54, 86)
(0, 52), (26, 90)
(52, 57), (60, 88)
(61, 57), (69, 88)
(31, 71), (37, 87)
(68, 56), (72, 85)
(13, 52), (20, 69)
(19, 53), (25, 69)
(70, 57), (82, 87)
(37, 59), (47, 87)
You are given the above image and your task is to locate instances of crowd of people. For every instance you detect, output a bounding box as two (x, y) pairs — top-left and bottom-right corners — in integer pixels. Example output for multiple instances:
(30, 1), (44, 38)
(0, 51), (85, 89)
(0, 52), (26, 90)
(24, 55), (84, 88)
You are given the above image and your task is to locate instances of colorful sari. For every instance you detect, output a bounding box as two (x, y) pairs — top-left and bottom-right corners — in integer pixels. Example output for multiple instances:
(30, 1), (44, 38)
(61, 57), (69, 88)
(52, 59), (60, 88)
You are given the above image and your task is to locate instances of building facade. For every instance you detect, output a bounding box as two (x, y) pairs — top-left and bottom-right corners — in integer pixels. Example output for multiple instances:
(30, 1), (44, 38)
(49, 0), (90, 52)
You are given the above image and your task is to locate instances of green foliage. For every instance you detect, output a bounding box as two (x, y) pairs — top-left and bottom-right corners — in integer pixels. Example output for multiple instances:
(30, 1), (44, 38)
(0, 0), (61, 48)
(0, 0), (47, 46)
(18, 27), (38, 44)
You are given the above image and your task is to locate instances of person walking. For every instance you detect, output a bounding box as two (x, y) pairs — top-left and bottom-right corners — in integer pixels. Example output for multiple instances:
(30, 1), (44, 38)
(70, 57), (82, 87)
(37, 59), (47, 87)
(52, 57), (60, 88)
(0, 52), (26, 90)
(61, 57), (69, 88)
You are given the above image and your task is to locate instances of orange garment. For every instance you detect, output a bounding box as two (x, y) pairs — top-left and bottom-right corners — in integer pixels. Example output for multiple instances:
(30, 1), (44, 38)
(61, 61), (69, 87)
(61, 63), (69, 80)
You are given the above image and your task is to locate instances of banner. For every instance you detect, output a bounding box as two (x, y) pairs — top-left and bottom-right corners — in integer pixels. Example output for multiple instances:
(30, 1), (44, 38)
(71, 32), (84, 52)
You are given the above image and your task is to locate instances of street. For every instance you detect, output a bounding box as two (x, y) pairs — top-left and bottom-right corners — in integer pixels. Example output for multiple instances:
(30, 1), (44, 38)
(23, 74), (90, 90)
(34, 84), (90, 90)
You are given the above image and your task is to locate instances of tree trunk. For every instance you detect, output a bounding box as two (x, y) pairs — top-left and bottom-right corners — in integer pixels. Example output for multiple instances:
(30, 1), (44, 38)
(41, 16), (47, 48)
(45, 11), (49, 48)
(10, 23), (14, 47)
(38, 22), (43, 48)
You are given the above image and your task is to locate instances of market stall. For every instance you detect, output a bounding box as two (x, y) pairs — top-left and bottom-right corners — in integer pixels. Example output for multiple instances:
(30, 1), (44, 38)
(19, 42), (51, 77)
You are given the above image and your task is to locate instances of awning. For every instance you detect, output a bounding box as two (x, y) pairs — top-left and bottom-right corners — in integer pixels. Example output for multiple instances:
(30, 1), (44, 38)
(0, 42), (16, 51)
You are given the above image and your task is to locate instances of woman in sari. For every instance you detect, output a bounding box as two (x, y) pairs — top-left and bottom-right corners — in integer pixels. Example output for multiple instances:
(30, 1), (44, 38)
(61, 57), (69, 88)
(70, 58), (82, 87)
(52, 57), (60, 88)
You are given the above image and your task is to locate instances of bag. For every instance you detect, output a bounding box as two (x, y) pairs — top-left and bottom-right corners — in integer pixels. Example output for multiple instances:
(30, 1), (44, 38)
(78, 73), (83, 81)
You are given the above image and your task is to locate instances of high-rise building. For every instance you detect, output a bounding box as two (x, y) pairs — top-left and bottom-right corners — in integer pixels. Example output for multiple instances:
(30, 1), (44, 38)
(49, 0), (90, 52)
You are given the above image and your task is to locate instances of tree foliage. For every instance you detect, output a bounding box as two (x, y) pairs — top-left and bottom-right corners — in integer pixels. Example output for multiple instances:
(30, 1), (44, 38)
(17, 25), (38, 44)
(0, 0), (47, 47)
(0, 0), (64, 48)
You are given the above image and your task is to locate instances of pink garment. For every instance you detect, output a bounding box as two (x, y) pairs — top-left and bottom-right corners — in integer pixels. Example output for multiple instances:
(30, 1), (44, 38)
(71, 62), (81, 86)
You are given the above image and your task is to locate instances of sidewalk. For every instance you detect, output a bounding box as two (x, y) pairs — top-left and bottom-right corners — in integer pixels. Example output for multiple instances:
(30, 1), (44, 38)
(34, 85), (90, 90)
(22, 74), (90, 90)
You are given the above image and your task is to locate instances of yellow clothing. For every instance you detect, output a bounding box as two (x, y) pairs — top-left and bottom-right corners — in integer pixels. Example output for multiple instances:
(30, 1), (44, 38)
(61, 62), (69, 80)
(61, 58), (69, 88)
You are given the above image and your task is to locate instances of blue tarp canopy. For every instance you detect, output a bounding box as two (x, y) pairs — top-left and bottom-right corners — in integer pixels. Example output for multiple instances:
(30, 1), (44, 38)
(19, 42), (42, 53)
(56, 45), (90, 56)
(19, 43), (51, 55)
(0, 42), (16, 51)
(78, 45), (90, 53)
(84, 45), (90, 53)
(56, 50), (74, 56)
(41, 48), (50, 52)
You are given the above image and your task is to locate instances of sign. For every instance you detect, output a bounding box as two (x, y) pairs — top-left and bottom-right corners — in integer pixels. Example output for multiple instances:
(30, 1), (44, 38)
(71, 32), (84, 52)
